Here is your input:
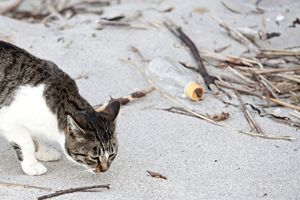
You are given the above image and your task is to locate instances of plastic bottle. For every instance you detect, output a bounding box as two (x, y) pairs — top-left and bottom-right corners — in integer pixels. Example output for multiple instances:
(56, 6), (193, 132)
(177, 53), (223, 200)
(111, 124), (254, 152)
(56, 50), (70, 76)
(145, 57), (204, 101)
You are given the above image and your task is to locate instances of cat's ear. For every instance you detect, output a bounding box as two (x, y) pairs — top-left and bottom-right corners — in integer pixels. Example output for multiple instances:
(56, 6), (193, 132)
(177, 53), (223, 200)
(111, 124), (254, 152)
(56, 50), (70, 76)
(67, 115), (84, 133)
(101, 101), (120, 121)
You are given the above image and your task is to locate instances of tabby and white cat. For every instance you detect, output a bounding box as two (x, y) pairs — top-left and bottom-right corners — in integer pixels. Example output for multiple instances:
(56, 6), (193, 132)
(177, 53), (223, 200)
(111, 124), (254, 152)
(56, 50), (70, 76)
(0, 41), (120, 176)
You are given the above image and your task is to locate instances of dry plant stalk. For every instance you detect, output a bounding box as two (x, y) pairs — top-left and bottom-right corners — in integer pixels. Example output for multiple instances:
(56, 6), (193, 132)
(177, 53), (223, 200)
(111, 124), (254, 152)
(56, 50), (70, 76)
(37, 184), (110, 200)
(94, 87), (155, 112)
(234, 90), (264, 134)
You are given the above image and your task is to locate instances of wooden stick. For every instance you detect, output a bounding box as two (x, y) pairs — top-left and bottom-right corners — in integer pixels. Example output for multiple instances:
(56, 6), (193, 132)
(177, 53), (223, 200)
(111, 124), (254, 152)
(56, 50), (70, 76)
(94, 87), (155, 112)
(37, 184), (110, 200)
(164, 18), (216, 90)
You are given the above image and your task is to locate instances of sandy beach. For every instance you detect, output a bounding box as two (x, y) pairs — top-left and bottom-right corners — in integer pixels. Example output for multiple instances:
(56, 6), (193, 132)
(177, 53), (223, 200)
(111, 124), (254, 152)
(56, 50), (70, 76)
(0, 0), (300, 199)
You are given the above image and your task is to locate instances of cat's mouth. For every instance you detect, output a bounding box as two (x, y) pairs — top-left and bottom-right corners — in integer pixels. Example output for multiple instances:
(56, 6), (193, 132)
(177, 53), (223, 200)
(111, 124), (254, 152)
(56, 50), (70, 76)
(92, 163), (109, 173)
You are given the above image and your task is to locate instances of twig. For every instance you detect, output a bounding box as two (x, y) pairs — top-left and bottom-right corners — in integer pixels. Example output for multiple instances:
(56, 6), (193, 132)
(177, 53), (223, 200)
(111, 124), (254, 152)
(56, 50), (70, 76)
(251, 66), (300, 74)
(94, 87), (155, 112)
(235, 90), (264, 134)
(216, 80), (261, 97)
(0, 0), (22, 14)
(0, 182), (51, 191)
(260, 49), (300, 57)
(37, 184), (110, 200)
(163, 18), (216, 90)
(237, 27), (280, 41)
(238, 130), (294, 141)
(221, 1), (241, 14)
(268, 98), (300, 112)
(277, 74), (300, 84)
(247, 103), (300, 128)
(96, 20), (147, 30)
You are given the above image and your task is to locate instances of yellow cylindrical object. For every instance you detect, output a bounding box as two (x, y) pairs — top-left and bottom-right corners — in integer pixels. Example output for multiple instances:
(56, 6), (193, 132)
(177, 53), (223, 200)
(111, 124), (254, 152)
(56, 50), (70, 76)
(184, 82), (205, 101)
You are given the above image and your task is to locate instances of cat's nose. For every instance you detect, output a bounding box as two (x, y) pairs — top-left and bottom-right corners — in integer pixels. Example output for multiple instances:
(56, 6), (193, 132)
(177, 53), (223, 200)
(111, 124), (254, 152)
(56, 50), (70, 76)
(98, 162), (108, 172)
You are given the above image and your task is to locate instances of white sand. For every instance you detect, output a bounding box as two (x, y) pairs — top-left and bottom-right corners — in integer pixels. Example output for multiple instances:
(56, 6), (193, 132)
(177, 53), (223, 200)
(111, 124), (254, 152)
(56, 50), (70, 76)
(0, 0), (300, 199)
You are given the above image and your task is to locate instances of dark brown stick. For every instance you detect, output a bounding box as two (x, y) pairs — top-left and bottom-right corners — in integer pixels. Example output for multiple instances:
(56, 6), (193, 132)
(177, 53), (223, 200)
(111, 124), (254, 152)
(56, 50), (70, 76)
(37, 184), (110, 200)
(164, 18), (215, 90)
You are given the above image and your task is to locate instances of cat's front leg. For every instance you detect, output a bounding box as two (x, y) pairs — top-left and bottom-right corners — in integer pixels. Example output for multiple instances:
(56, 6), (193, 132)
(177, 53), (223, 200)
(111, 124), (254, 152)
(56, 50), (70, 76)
(34, 140), (61, 162)
(8, 128), (47, 176)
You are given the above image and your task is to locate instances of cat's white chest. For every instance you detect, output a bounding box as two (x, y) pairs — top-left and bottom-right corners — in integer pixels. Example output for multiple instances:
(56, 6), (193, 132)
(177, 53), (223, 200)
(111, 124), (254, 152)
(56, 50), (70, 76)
(0, 84), (64, 142)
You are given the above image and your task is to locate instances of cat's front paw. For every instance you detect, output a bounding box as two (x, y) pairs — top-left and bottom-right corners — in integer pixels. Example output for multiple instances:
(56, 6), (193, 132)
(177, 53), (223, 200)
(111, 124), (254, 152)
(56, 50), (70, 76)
(21, 162), (47, 176)
(35, 148), (61, 162)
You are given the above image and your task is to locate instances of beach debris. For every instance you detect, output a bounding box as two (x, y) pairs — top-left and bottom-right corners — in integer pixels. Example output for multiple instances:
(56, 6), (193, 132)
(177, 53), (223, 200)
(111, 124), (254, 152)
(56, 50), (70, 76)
(94, 87), (155, 112)
(159, 7), (175, 13)
(289, 18), (300, 28)
(37, 184), (110, 200)
(145, 57), (205, 101)
(221, 1), (241, 14)
(236, 27), (280, 41)
(235, 90), (264, 134)
(164, 18), (217, 91)
(96, 11), (146, 30)
(275, 14), (285, 25)
(214, 45), (231, 53)
(147, 171), (167, 180)
(2, 0), (109, 23)
(247, 104), (300, 128)
(207, 112), (230, 122)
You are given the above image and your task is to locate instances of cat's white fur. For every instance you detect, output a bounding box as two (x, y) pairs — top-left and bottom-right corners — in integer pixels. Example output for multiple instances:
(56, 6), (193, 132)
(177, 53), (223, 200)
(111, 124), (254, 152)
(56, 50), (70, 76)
(0, 84), (67, 175)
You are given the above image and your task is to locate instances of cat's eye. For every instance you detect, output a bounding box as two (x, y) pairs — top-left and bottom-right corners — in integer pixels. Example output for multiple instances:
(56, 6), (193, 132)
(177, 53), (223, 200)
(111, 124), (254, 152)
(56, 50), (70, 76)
(109, 153), (116, 159)
(72, 152), (87, 157)
(90, 156), (99, 160)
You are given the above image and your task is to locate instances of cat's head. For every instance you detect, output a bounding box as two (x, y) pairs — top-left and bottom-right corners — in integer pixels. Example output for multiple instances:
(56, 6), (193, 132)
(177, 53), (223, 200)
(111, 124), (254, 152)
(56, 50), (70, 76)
(65, 101), (120, 173)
